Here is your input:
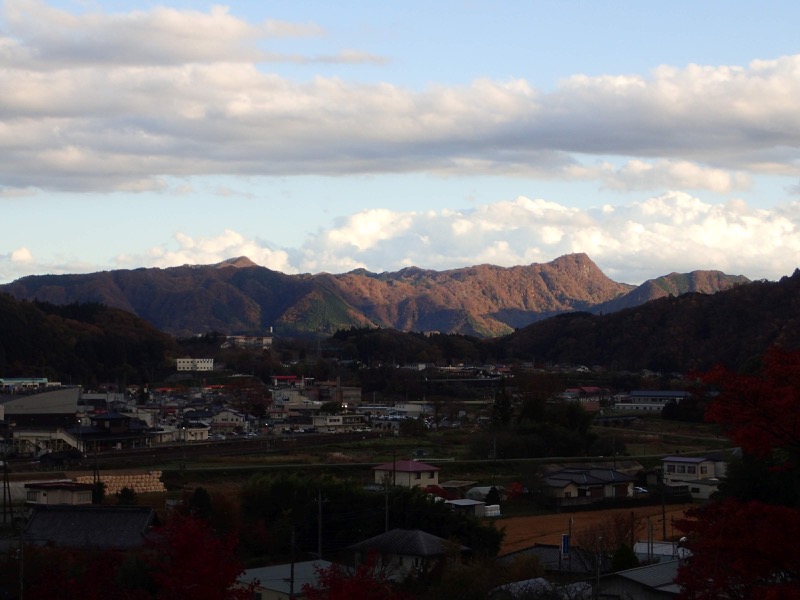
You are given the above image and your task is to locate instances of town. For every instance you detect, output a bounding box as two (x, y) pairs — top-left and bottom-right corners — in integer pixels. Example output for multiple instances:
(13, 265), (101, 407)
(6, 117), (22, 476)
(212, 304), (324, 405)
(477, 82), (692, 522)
(0, 338), (746, 599)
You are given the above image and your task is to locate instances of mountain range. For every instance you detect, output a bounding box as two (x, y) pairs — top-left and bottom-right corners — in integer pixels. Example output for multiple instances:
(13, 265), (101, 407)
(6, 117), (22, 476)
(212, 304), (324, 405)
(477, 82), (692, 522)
(0, 253), (749, 338)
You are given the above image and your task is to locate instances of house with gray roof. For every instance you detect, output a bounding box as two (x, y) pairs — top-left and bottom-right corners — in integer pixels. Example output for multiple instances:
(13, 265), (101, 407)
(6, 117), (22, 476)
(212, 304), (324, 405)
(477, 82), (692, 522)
(23, 504), (159, 550)
(347, 528), (469, 580)
(543, 467), (636, 505)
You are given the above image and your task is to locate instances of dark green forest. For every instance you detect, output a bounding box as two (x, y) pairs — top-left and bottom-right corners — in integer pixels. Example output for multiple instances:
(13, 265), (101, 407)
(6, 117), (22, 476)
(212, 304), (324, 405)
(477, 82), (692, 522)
(0, 295), (176, 386)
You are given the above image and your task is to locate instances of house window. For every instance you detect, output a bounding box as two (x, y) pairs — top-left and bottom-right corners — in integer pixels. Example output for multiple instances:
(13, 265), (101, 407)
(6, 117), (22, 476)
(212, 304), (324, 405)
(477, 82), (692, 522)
(677, 466), (686, 474)
(667, 464), (676, 473)
(700, 466), (708, 475)
(687, 466), (696, 474)
(415, 473), (421, 479)
(691, 487), (700, 494)
(26, 490), (39, 502)
(428, 472), (434, 478)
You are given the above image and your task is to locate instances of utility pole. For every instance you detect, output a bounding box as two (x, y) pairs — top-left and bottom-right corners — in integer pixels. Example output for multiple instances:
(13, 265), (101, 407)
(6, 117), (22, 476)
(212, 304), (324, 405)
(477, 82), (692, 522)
(659, 469), (667, 540)
(317, 488), (322, 559)
(289, 528), (296, 599)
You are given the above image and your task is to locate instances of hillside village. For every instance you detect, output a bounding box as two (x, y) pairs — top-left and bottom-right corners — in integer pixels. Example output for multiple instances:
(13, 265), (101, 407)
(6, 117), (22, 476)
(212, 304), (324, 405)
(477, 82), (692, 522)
(0, 350), (743, 599)
(0, 276), (800, 600)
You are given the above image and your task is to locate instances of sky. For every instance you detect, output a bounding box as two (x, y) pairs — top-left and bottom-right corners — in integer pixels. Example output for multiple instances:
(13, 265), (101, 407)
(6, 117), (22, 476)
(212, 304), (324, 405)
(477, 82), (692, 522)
(2, 1), (800, 286)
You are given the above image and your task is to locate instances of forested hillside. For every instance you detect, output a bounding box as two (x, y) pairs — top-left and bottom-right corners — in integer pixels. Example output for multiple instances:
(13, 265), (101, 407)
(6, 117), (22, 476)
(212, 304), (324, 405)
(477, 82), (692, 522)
(0, 294), (177, 386)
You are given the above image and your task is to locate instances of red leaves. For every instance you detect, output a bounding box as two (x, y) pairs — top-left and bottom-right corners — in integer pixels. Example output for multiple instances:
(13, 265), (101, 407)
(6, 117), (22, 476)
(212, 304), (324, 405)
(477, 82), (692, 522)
(702, 347), (800, 460)
(145, 513), (251, 600)
(676, 499), (800, 599)
(302, 553), (411, 600)
(678, 348), (800, 598)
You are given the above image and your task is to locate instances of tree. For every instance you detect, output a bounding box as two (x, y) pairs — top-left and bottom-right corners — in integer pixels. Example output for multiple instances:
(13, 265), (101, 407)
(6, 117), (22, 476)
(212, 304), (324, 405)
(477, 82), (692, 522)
(676, 348), (800, 597)
(676, 499), (800, 598)
(700, 347), (800, 465)
(117, 486), (138, 506)
(185, 487), (213, 520)
(92, 480), (106, 504)
(485, 486), (501, 506)
(302, 553), (410, 600)
(611, 544), (639, 572)
(145, 513), (252, 600)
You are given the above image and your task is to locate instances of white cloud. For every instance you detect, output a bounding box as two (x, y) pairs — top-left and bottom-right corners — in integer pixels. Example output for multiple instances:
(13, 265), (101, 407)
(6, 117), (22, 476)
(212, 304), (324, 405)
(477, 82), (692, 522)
(10, 247), (34, 263)
(3, 193), (799, 285)
(2, 3), (800, 192)
(1, 1), (322, 67)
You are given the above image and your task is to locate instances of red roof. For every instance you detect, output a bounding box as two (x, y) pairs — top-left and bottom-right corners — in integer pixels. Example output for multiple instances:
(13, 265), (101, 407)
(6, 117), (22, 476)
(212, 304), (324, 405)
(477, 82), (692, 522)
(372, 460), (440, 472)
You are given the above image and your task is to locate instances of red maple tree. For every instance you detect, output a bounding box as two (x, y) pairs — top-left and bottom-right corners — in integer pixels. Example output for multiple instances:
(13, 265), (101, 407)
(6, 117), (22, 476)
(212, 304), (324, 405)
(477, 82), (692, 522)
(701, 347), (800, 461)
(146, 513), (252, 600)
(302, 553), (411, 600)
(676, 499), (800, 598)
(676, 348), (800, 598)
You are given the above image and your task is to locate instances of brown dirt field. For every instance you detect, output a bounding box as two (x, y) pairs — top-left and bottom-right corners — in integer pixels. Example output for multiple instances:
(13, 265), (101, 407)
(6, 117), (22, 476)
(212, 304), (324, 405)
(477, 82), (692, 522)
(495, 504), (695, 554)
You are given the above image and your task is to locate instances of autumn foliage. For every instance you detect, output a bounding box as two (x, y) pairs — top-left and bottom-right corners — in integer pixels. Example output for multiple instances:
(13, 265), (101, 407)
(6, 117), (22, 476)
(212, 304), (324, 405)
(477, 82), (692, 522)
(302, 553), (411, 600)
(18, 513), (251, 600)
(144, 513), (252, 600)
(701, 347), (800, 461)
(677, 348), (800, 598)
(676, 499), (800, 598)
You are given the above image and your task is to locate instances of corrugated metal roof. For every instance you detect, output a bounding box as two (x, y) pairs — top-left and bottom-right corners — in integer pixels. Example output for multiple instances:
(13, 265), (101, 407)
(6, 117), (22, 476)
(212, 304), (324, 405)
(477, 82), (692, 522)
(612, 558), (681, 590)
(239, 560), (331, 594)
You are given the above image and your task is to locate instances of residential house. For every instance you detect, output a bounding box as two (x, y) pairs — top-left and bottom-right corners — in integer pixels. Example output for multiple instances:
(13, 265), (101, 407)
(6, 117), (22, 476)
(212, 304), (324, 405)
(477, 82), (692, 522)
(237, 559), (331, 600)
(23, 505), (159, 550)
(347, 528), (469, 581)
(561, 386), (609, 411)
(372, 460), (440, 488)
(661, 453), (731, 485)
(211, 408), (248, 433)
(543, 467), (635, 505)
(25, 481), (94, 506)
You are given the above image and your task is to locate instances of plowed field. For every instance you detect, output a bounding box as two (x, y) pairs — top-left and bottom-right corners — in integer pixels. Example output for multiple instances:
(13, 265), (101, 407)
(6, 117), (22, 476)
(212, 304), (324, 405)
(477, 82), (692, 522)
(495, 503), (694, 554)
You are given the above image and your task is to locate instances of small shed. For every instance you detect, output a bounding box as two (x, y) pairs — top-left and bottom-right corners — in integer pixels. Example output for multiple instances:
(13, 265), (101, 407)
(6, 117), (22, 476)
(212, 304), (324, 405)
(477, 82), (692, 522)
(445, 498), (486, 517)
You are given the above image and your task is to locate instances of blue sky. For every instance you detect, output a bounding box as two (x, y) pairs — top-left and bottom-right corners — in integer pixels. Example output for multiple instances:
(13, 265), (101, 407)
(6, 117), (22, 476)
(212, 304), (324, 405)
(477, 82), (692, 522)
(2, 0), (800, 285)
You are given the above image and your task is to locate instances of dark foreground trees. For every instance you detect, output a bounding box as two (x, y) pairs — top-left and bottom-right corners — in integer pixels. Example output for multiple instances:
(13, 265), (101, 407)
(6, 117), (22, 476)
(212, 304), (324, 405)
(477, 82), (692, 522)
(676, 348), (800, 598)
(1, 514), (253, 600)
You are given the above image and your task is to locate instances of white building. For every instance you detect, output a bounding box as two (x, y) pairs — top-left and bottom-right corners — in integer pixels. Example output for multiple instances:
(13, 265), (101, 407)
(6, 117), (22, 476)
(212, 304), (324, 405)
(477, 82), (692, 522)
(176, 358), (214, 371)
(614, 390), (690, 412)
